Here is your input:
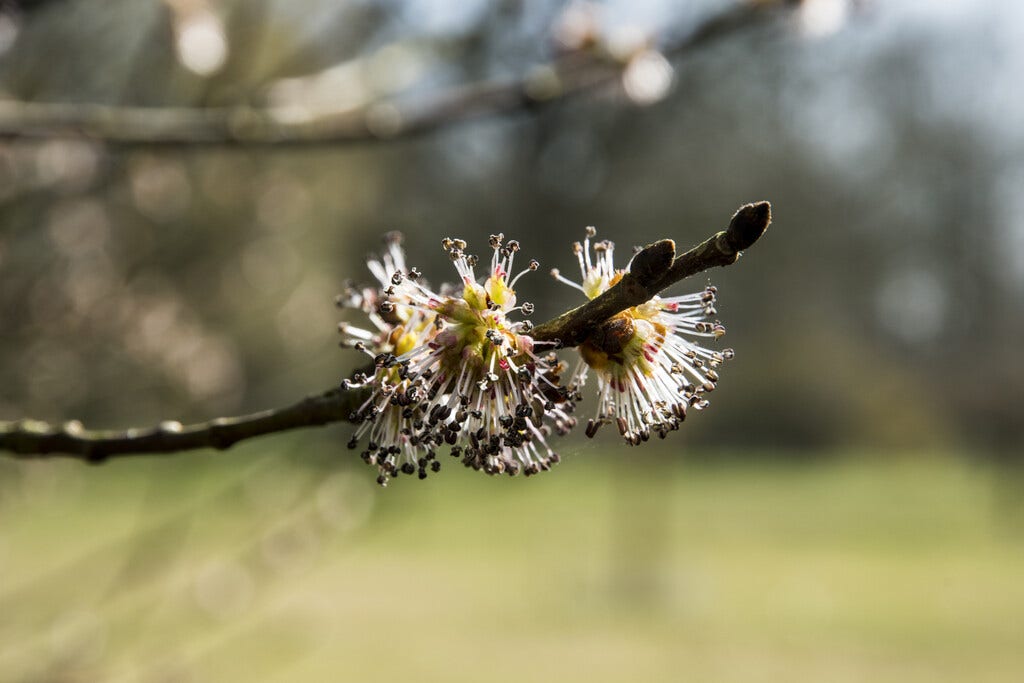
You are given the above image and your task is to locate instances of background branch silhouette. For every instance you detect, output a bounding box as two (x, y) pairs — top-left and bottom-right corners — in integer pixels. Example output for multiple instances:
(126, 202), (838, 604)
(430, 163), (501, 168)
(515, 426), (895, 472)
(0, 1), (791, 147)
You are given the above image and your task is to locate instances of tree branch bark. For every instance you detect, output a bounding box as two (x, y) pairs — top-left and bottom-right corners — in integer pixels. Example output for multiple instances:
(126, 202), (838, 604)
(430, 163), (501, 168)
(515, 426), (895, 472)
(0, 202), (771, 461)
(0, 387), (367, 461)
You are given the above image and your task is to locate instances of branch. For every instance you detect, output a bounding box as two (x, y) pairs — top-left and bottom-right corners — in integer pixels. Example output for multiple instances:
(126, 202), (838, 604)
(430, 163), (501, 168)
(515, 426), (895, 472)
(0, 1), (791, 147)
(532, 201), (772, 347)
(0, 201), (772, 461)
(0, 386), (367, 461)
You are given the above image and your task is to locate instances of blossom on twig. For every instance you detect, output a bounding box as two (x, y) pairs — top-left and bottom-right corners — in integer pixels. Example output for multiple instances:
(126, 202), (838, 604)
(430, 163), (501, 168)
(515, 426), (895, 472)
(339, 233), (576, 485)
(552, 227), (732, 445)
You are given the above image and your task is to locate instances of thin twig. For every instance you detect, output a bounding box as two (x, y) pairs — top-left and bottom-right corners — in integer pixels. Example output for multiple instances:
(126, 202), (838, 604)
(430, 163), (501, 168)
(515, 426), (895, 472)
(0, 1), (790, 147)
(0, 387), (367, 461)
(0, 202), (771, 461)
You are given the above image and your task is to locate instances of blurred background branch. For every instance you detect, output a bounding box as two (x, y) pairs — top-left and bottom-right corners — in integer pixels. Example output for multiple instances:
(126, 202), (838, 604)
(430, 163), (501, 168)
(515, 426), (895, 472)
(0, 0), (793, 146)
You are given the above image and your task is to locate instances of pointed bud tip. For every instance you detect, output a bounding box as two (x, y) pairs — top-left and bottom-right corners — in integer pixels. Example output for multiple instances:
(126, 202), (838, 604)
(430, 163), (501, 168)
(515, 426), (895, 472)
(728, 201), (772, 250)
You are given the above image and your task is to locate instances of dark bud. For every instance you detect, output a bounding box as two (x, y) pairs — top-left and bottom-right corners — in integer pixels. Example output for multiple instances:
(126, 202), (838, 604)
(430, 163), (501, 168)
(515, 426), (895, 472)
(629, 239), (675, 285)
(727, 201), (772, 252)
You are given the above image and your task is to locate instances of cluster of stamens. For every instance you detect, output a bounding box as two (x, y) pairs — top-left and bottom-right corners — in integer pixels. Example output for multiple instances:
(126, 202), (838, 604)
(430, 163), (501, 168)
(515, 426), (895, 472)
(338, 233), (576, 485)
(338, 225), (734, 485)
(553, 227), (733, 445)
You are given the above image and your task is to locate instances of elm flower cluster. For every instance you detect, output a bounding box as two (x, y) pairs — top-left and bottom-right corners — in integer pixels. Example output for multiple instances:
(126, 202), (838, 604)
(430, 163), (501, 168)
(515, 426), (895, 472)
(338, 233), (576, 486)
(552, 227), (733, 445)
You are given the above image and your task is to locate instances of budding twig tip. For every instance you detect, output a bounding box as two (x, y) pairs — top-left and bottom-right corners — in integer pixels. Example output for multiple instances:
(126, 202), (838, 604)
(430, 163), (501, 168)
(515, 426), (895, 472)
(727, 201), (772, 251)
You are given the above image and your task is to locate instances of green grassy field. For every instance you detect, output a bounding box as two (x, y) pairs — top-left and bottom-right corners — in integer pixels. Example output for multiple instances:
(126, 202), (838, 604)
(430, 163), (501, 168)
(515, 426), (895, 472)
(1, 442), (1022, 682)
